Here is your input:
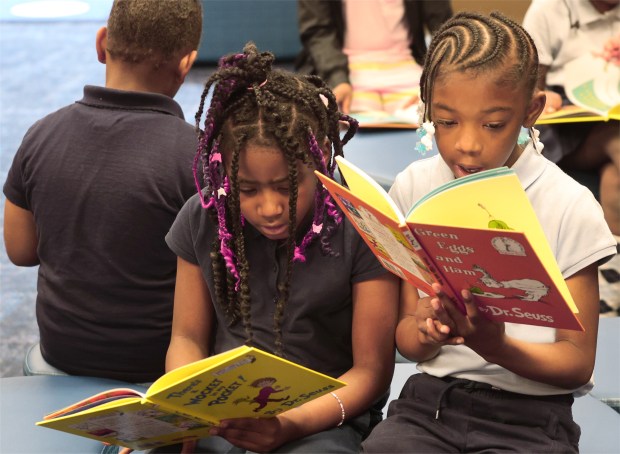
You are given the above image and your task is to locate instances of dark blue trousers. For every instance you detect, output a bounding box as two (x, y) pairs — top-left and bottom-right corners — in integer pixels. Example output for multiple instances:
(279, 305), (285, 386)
(362, 373), (580, 453)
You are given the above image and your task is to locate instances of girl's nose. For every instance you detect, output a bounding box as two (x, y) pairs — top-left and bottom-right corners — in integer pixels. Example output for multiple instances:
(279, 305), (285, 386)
(258, 191), (285, 219)
(455, 127), (482, 154)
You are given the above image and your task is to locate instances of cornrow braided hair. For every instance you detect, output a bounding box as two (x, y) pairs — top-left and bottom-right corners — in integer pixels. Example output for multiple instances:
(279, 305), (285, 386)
(419, 11), (539, 123)
(193, 42), (357, 355)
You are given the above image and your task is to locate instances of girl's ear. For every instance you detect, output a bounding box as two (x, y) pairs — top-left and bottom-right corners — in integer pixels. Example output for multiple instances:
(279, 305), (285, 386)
(523, 90), (546, 128)
(321, 137), (332, 164)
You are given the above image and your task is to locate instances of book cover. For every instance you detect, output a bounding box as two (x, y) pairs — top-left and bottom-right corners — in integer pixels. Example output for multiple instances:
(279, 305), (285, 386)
(316, 157), (583, 331)
(37, 346), (345, 451)
(536, 54), (620, 125)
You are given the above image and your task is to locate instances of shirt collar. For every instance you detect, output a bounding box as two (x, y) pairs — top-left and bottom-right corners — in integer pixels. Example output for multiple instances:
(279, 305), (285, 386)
(77, 85), (185, 119)
(571, 0), (620, 27)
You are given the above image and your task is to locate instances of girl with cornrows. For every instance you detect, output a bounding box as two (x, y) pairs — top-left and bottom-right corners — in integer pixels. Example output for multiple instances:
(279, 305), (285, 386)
(362, 12), (616, 453)
(162, 42), (398, 453)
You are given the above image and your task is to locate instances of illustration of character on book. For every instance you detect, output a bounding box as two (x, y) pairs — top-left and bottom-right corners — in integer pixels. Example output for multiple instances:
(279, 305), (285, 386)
(470, 264), (549, 302)
(233, 377), (291, 412)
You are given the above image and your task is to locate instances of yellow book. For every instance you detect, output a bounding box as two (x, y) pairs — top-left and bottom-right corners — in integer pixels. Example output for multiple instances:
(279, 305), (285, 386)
(317, 157), (583, 331)
(537, 54), (620, 125)
(37, 346), (345, 451)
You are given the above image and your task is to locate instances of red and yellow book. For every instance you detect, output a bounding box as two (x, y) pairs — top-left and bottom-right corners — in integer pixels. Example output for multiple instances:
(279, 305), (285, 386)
(317, 157), (583, 331)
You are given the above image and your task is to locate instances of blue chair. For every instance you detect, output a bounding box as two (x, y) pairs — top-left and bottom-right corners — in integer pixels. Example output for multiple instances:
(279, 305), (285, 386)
(590, 317), (620, 413)
(1, 375), (147, 453)
(23, 342), (69, 376)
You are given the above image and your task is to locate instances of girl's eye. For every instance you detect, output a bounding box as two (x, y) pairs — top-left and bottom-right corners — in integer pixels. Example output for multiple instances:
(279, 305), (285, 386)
(435, 119), (456, 127)
(277, 187), (290, 194)
(485, 123), (505, 130)
(239, 187), (257, 195)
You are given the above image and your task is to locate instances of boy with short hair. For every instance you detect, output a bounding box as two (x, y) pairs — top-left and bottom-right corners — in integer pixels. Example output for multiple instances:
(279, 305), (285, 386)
(3, 0), (203, 383)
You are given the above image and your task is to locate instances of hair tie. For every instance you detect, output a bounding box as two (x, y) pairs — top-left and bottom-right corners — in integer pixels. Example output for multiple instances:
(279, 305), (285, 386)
(247, 79), (268, 91)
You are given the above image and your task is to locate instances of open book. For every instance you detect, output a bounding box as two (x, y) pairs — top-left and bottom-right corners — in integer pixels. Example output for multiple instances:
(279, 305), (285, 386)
(317, 157), (583, 331)
(537, 53), (620, 124)
(351, 106), (419, 129)
(37, 346), (345, 451)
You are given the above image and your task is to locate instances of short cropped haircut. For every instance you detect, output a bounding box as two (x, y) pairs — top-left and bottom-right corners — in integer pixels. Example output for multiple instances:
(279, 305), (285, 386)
(106, 0), (202, 66)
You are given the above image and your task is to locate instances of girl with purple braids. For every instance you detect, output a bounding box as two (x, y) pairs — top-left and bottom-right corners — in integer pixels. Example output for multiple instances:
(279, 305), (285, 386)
(161, 42), (398, 453)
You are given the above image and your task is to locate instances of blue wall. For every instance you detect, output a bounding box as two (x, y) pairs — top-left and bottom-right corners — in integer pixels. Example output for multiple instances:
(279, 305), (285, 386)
(198, 0), (301, 64)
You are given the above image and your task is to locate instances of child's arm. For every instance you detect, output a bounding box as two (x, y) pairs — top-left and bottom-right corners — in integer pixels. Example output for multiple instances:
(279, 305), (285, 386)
(536, 65), (563, 113)
(210, 273), (400, 452)
(165, 257), (214, 372)
(433, 264), (600, 390)
(3, 199), (39, 266)
(395, 281), (463, 363)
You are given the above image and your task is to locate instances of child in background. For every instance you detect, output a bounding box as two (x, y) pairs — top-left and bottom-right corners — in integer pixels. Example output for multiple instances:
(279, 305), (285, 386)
(161, 43), (398, 453)
(3, 0), (202, 383)
(295, 0), (453, 114)
(523, 0), (620, 237)
(362, 12), (616, 453)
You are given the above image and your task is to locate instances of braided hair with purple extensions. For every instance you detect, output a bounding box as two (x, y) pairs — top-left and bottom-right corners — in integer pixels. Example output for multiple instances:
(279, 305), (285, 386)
(193, 42), (358, 355)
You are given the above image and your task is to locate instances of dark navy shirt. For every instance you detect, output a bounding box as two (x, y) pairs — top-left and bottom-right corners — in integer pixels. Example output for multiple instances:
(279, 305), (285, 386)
(166, 192), (388, 378)
(4, 85), (198, 382)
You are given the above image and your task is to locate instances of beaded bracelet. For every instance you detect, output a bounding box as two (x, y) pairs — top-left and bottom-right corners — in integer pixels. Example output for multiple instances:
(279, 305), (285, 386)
(330, 392), (346, 427)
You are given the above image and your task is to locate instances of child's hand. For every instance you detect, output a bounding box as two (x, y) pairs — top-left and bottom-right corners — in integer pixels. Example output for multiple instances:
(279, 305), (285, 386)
(414, 284), (463, 346)
(209, 416), (294, 453)
(333, 83), (353, 114)
(179, 439), (197, 453)
(596, 34), (620, 66)
(437, 289), (506, 358)
(543, 90), (563, 113)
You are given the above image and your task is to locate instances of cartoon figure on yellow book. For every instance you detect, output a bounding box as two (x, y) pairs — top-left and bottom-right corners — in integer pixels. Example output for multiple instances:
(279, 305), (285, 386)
(478, 203), (513, 230)
(471, 265), (549, 302)
(233, 377), (291, 412)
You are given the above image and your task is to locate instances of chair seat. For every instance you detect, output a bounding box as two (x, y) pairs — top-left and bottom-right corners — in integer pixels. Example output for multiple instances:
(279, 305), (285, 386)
(23, 342), (69, 376)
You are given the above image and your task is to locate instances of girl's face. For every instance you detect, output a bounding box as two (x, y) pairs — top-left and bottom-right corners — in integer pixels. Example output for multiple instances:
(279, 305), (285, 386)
(430, 69), (544, 179)
(231, 143), (318, 241)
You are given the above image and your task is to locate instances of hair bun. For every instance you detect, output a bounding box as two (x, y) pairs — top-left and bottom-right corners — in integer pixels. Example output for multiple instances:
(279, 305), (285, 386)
(217, 41), (274, 87)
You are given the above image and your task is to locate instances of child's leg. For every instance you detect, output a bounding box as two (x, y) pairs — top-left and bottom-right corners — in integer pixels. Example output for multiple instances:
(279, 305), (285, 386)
(271, 420), (364, 453)
(348, 60), (421, 114)
(560, 121), (620, 235)
(362, 374), (580, 453)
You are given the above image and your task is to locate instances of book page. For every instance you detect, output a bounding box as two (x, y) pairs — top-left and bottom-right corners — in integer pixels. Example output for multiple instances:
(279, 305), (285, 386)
(43, 388), (144, 420)
(536, 105), (606, 124)
(351, 107), (419, 129)
(316, 170), (436, 295)
(564, 54), (620, 118)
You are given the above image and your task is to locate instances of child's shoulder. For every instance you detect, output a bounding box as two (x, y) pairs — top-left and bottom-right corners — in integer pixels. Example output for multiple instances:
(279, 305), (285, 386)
(389, 154), (450, 209)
